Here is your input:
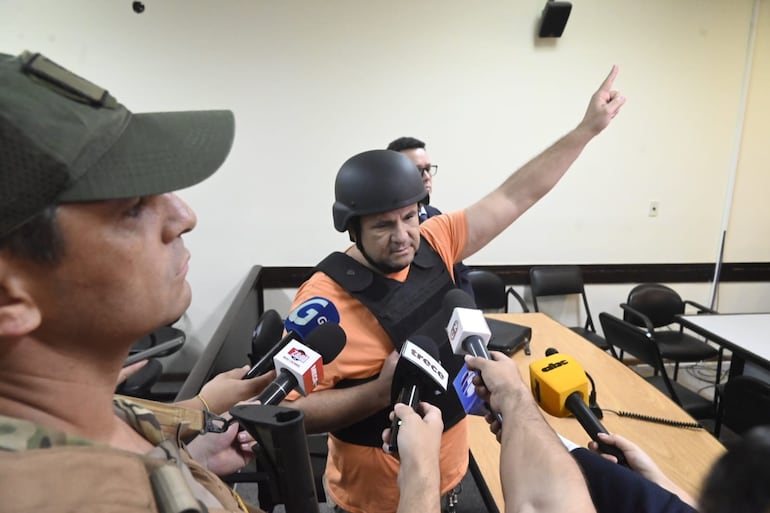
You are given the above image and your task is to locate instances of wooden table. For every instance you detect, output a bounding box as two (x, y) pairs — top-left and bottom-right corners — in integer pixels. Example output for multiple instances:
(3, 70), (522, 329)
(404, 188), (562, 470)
(468, 313), (725, 512)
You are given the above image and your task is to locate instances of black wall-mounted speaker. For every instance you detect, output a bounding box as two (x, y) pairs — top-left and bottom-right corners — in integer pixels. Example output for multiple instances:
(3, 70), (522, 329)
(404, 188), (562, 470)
(538, 1), (572, 38)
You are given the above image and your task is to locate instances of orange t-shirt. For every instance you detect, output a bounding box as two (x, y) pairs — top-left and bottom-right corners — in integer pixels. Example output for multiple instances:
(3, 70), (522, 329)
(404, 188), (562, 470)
(289, 211), (470, 513)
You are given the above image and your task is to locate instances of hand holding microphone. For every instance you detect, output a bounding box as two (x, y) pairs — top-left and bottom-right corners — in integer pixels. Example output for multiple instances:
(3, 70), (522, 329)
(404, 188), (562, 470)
(464, 353), (528, 440)
(244, 297), (340, 380)
(254, 322), (346, 405)
(443, 288), (503, 424)
(529, 349), (628, 466)
(388, 336), (448, 453)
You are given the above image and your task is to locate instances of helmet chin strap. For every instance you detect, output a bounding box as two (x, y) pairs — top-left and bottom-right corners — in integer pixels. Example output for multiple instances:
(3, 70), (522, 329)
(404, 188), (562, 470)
(352, 220), (408, 275)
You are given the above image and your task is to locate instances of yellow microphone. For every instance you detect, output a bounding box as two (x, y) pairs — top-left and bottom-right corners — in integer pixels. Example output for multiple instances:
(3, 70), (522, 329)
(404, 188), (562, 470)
(529, 348), (627, 465)
(530, 351), (590, 417)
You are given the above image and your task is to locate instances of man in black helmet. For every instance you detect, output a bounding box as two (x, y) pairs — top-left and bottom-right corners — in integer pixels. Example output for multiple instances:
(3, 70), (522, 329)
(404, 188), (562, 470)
(286, 66), (625, 513)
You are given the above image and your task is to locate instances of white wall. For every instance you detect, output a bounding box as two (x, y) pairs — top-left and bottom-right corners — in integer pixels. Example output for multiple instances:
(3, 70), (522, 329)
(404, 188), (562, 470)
(2, 0), (768, 356)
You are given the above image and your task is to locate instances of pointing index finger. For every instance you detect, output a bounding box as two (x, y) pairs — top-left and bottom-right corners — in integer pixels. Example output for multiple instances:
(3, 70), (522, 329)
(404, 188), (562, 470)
(599, 64), (619, 91)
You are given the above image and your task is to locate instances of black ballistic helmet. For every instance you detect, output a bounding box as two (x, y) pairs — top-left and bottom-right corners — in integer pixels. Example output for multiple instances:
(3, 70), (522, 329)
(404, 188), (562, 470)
(332, 149), (429, 232)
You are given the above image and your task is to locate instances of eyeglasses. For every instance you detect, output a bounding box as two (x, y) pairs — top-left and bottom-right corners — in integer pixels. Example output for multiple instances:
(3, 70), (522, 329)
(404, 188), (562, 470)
(417, 164), (438, 177)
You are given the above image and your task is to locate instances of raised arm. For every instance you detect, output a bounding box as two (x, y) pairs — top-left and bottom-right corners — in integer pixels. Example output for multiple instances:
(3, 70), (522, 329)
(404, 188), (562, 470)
(465, 353), (596, 513)
(462, 66), (625, 259)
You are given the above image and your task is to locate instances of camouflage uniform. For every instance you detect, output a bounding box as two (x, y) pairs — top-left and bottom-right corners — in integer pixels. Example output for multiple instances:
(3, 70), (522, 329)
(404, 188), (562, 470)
(0, 397), (260, 513)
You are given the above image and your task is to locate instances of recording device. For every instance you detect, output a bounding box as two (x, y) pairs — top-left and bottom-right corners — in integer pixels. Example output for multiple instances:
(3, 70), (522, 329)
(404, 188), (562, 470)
(255, 322), (346, 405)
(529, 349), (627, 465)
(123, 330), (185, 367)
(243, 297), (340, 380)
(132, 1), (145, 14)
(388, 336), (448, 453)
(248, 309), (285, 367)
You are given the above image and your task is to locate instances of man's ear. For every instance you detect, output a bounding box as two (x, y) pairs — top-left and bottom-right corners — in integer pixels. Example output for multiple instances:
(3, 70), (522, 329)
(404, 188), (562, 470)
(0, 261), (42, 337)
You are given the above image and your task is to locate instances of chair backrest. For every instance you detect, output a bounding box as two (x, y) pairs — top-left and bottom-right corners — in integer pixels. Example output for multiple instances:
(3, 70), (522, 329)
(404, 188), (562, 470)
(720, 375), (770, 436)
(529, 265), (595, 331)
(599, 312), (679, 401)
(624, 283), (684, 328)
(467, 269), (507, 311)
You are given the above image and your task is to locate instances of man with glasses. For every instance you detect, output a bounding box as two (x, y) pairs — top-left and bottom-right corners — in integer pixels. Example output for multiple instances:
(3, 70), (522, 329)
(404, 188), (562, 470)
(386, 137), (440, 222)
(386, 137), (474, 298)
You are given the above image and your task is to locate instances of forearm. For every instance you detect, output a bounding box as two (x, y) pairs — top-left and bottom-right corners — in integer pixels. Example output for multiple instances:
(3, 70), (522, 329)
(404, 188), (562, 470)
(499, 388), (596, 513)
(463, 126), (594, 259)
(396, 458), (441, 513)
(285, 380), (390, 433)
(644, 472), (697, 508)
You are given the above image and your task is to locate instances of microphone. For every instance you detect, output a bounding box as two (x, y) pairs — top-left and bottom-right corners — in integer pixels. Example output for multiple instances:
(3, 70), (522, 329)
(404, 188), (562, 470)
(248, 309), (284, 367)
(243, 296), (340, 379)
(443, 288), (503, 424)
(255, 322), (346, 405)
(529, 349), (628, 466)
(388, 335), (448, 453)
(444, 288), (492, 359)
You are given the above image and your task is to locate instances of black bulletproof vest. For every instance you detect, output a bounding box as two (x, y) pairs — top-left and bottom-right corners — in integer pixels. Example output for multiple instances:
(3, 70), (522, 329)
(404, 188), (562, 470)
(316, 237), (466, 447)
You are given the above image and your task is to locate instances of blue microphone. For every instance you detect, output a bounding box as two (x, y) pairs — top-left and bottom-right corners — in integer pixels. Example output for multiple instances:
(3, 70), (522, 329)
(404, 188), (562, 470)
(243, 296), (340, 379)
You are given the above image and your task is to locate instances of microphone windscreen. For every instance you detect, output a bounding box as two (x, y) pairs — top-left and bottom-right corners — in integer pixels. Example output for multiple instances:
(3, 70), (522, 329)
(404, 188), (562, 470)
(251, 310), (284, 353)
(407, 334), (441, 361)
(284, 296), (341, 340)
(529, 353), (590, 417)
(442, 288), (476, 314)
(301, 322), (346, 364)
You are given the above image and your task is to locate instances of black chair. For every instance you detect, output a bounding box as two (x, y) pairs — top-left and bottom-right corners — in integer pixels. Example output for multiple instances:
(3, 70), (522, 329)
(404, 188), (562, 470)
(116, 326), (186, 400)
(714, 375), (770, 440)
(599, 312), (714, 420)
(529, 265), (616, 357)
(621, 283), (720, 381)
(467, 269), (528, 312)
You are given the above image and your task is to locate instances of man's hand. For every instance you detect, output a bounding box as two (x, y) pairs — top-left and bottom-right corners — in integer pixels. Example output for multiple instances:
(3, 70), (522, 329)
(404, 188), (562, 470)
(589, 432), (663, 481)
(381, 401), (443, 458)
(196, 365), (276, 414)
(465, 352), (530, 441)
(580, 65), (626, 136)
(589, 432), (697, 508)
(373, 350), (400, 407)
(382, 402), (443, 513)
(186, 420), (255, 476)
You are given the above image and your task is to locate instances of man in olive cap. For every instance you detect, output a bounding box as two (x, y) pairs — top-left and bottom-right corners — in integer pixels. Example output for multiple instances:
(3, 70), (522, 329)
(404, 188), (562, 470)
(0, 50), (449, 513)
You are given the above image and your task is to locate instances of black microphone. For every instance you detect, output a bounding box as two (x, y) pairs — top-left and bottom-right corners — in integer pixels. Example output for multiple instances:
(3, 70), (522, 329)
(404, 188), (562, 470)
(388, 335), (448, 453)
(255, 323), (346, 405)
(248, 309), (284, 367)
(243, 296), (340, 380)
